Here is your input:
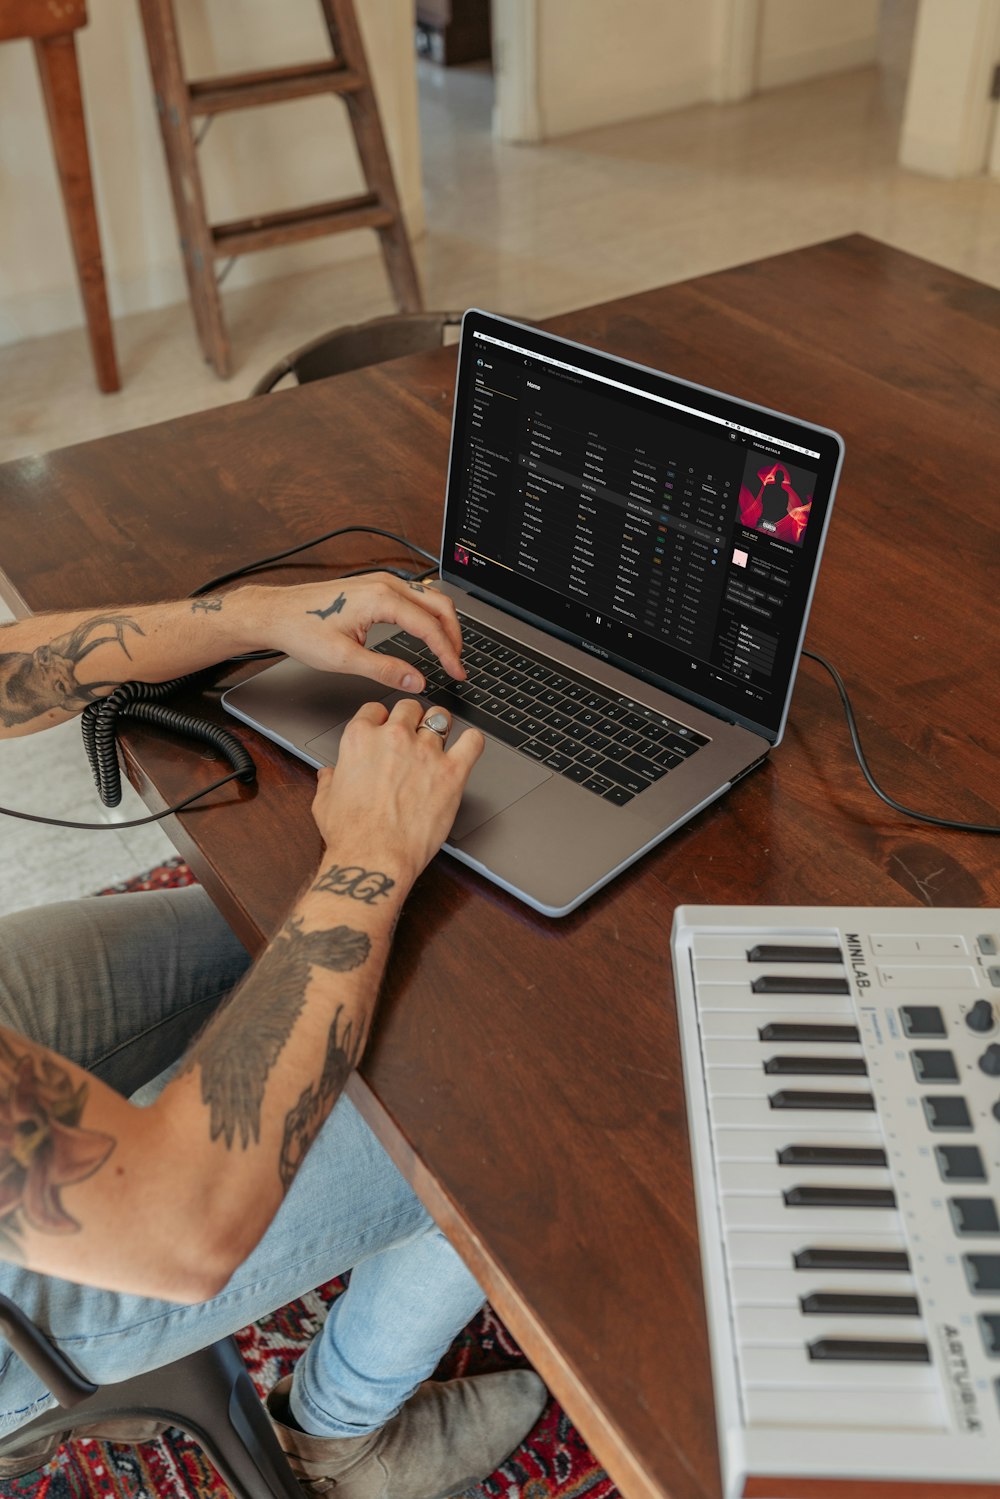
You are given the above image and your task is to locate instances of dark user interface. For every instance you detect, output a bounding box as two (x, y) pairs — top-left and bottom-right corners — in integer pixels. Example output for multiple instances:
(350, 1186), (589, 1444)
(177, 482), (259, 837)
(444, 328), (831, 737)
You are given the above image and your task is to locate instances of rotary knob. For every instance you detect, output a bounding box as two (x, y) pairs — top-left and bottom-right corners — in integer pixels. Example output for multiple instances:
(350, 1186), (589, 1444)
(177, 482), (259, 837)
(980, 1043), (1000, 1077)
(966, 999), (996, 1033)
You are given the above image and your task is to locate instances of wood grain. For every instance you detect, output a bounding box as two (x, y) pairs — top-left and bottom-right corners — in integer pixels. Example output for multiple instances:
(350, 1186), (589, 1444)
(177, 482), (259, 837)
(0, 237), (997, 1499)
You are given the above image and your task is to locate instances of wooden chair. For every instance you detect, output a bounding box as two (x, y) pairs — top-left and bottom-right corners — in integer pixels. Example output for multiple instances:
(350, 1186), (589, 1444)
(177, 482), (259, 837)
(0, 0), (120, 393)
(250, 309), (463, 395)
(0, 1294), (300, 1497)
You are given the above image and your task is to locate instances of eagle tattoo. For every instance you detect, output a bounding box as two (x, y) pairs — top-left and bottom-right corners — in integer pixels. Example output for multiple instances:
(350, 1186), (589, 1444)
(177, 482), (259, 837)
(180, 917), (371, 1151)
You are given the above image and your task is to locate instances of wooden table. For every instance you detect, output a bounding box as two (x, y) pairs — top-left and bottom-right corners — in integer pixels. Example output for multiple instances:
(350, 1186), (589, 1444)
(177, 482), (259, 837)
(1, 236), (998, 1499)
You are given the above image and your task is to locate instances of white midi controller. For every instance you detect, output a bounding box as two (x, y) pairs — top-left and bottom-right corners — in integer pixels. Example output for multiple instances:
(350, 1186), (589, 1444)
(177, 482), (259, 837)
(670, 906), (1000, 1499)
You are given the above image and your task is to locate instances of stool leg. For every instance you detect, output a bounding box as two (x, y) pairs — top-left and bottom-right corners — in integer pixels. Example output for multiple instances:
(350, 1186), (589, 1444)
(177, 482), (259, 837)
(32, 32), (121, 394)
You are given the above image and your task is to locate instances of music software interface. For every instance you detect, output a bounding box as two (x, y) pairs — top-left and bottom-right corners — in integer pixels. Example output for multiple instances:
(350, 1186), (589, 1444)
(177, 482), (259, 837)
(444, 326), (832, 735)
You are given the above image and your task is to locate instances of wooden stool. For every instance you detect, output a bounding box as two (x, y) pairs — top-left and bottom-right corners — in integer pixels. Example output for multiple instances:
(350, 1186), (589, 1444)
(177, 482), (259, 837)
(0, 0), (120, 393)
(138, 0), (423, 379)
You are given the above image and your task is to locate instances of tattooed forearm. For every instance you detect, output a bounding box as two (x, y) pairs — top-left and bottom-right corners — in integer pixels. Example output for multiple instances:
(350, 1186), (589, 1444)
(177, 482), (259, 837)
(0, 1033), (115, 1253)
(191, 596), (223, 613)
(0, 613), (144, 728)
(278, 1004), (364, 1191)
(313, 863), (396, 904)
(179, 917), (371, 1151)
(306, 592), (347, 620)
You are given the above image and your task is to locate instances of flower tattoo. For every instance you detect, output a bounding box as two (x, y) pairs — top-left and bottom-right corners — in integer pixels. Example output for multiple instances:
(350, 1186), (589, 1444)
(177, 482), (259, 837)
(0, 1034), (114, 1250)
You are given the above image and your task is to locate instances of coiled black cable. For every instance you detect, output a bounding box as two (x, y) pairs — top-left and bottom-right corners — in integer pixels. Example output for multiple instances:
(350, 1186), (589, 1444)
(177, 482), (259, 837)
(80, 676), (256, 809)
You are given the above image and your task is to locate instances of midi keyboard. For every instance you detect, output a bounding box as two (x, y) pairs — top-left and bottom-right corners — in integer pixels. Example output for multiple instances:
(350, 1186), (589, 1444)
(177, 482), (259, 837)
(670, 905), (1000, 1498)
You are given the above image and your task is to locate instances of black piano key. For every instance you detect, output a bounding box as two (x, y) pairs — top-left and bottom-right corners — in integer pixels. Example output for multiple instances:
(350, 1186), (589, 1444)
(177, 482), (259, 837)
(980, 1314), (1000, 1355)
(752, 975), (851, 996)
(808, 1338), (930, 1364)
(769, 1089), (875, 1112)
(777, 1145), (888, 1168)
(764, 1055), (868, 1077)
(748, 945), (844, 964)
(759, 1023), (860, 1044)
(783, 1185), (897, 1209)
(800, 1292), (921, 1317)
(794, 1247), (911, 1272)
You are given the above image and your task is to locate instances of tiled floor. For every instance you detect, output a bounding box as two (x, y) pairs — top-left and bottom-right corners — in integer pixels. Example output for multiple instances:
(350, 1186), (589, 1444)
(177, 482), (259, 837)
(3, 50), (999, 915)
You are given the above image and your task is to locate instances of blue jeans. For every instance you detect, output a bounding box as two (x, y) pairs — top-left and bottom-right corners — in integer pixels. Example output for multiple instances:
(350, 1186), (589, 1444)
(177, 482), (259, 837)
(0, 887), (485, 1438)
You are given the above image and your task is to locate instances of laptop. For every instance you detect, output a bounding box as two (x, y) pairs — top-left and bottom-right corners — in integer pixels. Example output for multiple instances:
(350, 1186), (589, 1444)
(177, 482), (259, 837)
(223, 310), (843, 917)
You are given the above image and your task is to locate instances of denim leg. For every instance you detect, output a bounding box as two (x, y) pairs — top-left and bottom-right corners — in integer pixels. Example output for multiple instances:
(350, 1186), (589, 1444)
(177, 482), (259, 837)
(0, 887), (485, 1439)
(0, 886), (251, 1094)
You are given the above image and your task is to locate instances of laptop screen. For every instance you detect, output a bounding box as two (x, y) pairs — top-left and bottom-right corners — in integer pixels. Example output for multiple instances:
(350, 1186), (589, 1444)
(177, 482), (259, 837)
(440, 311), (843, 743)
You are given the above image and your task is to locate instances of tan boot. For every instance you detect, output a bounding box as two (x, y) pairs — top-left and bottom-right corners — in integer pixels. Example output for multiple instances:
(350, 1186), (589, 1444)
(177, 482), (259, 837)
(0, 1430), (66, 1478)
(267, 1369), (546, 1499)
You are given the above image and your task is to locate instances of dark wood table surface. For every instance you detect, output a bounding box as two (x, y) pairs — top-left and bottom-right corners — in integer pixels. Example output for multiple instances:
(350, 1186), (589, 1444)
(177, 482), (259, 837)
(2, 236), (998, 1499)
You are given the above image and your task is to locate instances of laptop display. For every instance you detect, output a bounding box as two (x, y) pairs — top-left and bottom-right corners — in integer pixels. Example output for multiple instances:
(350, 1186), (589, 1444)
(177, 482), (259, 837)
(441, 312), (842, 744)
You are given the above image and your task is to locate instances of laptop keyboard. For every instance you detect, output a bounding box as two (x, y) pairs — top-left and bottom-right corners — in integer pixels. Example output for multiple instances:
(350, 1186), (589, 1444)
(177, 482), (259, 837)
(370, 618), (709, 807)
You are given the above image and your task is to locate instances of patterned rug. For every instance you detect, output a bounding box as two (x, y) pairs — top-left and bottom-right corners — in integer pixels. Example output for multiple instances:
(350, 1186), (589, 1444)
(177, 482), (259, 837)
(8, 857), (617, 1499)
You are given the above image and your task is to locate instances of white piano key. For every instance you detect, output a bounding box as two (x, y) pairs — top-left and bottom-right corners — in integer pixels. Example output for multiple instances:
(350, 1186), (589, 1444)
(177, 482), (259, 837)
(703, 1039), (866, 1068)
(727, 1231), (907, 1268)
(709, 1097), (879, 1131)
(742, 1386), (945, 1430)
(699, 1009), (854, 1040)
(716, 1161), (894, 1194)
(721, 1196), (901, 1235)
(735, 1307), (923, 1343)
(730, 1266), (918, 1303)
(697, 988), (854, 1015)
(694, 959), (849, 985)
(707, 1067), (870, 1099)
(713, 1126), (885, 1161)
(740, 1344), (937, 1390)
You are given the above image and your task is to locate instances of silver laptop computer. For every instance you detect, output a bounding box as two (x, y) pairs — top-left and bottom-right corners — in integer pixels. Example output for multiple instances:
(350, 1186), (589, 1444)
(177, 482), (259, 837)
(223, 310), (843, 917)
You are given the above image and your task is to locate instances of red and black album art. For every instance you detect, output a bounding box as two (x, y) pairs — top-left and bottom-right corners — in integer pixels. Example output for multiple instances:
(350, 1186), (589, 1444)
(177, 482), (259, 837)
(738, 453), (815, 547)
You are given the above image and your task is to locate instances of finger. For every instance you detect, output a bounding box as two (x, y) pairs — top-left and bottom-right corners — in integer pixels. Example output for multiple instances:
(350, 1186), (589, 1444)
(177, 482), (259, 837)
(337, 639), (427, 695)
(374, 589), (465, 680)
(447, 725), (486, 773)
(351, 700), (391, 727)
(387, 697), (425, 732)
(391, 577), (464, 663)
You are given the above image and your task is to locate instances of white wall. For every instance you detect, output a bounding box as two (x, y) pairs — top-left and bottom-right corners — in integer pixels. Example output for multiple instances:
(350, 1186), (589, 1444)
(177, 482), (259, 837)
(756, 0), (880, 90)
(493, 0), (882, 143)
(0, 0), (423, 347)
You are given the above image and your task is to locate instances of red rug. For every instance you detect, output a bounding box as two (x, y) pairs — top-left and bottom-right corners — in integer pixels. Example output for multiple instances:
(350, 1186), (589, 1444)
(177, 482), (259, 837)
(10, 858), (617, 1499)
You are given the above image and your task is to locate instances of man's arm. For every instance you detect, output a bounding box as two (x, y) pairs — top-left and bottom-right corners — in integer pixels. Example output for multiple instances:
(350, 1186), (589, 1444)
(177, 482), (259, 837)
(0, 574), (463, 738)
(0, 698), (483, 1302)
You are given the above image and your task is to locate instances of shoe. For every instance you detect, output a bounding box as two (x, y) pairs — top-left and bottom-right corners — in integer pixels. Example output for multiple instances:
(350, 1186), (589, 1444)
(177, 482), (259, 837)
(0, 1430), (67, 1478)
(267, 1368), (547, 1499)
(0, 1417), (169, 1478)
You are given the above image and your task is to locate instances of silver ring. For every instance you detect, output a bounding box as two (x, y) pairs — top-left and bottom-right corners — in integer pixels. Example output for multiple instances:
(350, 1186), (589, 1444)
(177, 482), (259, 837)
(417, 711), (449, 739)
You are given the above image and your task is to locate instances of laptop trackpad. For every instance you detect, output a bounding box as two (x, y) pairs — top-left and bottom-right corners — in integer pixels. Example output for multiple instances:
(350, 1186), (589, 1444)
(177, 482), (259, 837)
(305, 712), (550, 841)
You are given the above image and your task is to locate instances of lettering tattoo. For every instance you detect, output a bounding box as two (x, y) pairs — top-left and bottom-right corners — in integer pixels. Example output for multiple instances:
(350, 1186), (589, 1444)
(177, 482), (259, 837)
(279, 1004), (363, 1191)
(0, 613), (144, 728)
(0, 1032), (115, 1255)
(306, 592), (347, 620)
(191, 596), (223, 613)
(180, 917), (371, 1150)
(313, 862), (396, 904)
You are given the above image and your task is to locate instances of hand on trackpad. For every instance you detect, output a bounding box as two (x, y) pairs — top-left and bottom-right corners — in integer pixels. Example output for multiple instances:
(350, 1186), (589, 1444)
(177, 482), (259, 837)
(304, 694), (550, 841)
